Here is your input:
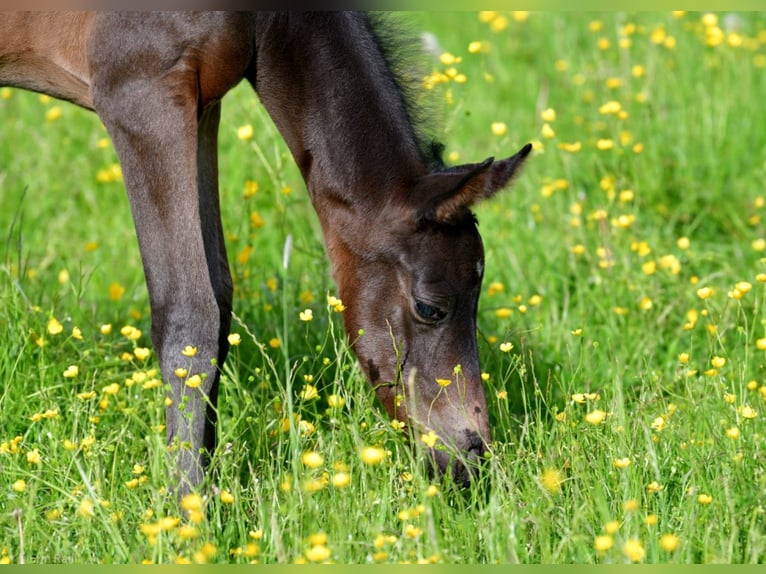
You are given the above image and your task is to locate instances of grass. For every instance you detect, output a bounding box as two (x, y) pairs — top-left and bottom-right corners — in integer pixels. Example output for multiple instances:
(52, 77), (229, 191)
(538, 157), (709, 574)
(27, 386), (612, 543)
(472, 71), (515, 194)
(1, 10), (766, 564)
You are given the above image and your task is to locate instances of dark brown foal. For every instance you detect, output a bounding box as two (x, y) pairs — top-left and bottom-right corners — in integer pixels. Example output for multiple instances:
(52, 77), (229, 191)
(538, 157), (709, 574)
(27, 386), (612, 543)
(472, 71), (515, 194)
(0, 12), (531, 491)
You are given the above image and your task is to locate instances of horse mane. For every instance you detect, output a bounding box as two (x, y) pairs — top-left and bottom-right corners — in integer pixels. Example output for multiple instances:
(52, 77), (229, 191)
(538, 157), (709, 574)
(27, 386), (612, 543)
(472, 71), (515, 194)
(365, 12), (446, 169)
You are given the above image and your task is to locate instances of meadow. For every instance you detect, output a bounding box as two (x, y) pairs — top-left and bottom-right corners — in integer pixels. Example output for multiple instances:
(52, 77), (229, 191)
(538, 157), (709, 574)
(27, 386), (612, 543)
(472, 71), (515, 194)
(1, 11), (766, 564)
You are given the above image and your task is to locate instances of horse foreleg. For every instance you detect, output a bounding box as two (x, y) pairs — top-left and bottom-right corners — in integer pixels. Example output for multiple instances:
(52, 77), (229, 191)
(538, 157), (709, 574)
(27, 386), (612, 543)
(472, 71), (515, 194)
(93, 73), (228, 494)
(196, 101), (234, 467)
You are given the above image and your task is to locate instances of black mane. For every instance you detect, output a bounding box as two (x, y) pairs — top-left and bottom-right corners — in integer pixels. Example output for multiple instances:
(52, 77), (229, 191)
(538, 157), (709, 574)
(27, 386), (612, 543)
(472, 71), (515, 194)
(366, 12), (446, 169)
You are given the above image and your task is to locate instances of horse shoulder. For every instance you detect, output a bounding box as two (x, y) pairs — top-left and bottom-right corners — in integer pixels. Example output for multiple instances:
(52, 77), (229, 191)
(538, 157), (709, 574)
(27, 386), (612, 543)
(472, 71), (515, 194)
(88, 13), (255, 109)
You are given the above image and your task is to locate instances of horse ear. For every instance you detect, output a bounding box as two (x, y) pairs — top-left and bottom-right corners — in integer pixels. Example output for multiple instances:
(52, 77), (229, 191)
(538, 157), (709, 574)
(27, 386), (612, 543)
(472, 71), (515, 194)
(417, 143), (532, 223)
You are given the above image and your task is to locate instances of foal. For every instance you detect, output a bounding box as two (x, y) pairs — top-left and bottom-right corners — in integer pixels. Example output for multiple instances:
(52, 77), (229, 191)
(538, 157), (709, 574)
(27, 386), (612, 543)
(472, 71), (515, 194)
(0, 12), (531, 490)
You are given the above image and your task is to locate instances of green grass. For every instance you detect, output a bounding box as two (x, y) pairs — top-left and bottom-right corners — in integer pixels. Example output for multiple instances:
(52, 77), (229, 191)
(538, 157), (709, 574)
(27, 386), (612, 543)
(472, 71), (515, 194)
(2, 11), (766, 564)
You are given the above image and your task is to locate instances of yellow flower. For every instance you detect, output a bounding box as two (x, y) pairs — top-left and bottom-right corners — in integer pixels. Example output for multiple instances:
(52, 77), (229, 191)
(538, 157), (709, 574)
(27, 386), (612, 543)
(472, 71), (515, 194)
(390, 418), (405, 430)
(332, 472), (350, 488)
(298, 290), (313, 305)
(420, 430), (439, 448)
(78, 497), (95, 518)
(158, 516), (180, 531)
(613, 457), (631, 469)
(80, 435), (96, 449)
(622, 538), (645, 562)
(585, 409), (607, 425)
(604, 520), (620, 534)
(102, 383), (120, 395)
(598, 100), (622, 115)
(404, 524), (422, 539)
(46, 508), (62, 521)
(711, 356), (726, 369)
(227, 333), (242, 346)
(596, 139), (614, 150)
(540, 468), (564, 494)
(739, 405), (757, 419)
(302, 477), (327, 493)
(46, 106), (62, 122)
(491, 122), (507, 136)
(305, 544), (331, 562)
(12, 479), (26, 492)
(298, 419), (315, 437)
(108, 282), (126, 301)
(27, 449), (41, 465)
(140, 522), (161, 538)
(647, 481), (664, 493)
(237, 245), (253, 265)
(439, 52), (458, 65)
(499, 342), (514, 353)
(660, 533), (680, 552)
(327, 394), (345, 409)
(541, 108), (556, 122)
(120, 325), (142, 340)
(300, 384), (318, 400)
(133, 347), (151, 361)
(178, 525), (200, 540)
(327, 295), (346, 312)
(181, 493), (203, 511)
(181, 345), (198, 357)
(299, 309), (313, 322)
(594, 535), (613, 552)
(436, 378), (452, 388)
(495, 307), (513, 319)
(572, 392), (597, 403)
(489, 14), (508, 32)
(651, 416), (666, 432)
(726, 426), (740, 439)
(467, 40), (483, 54)
(697, 493), (713, 505)
(301, 451), (324, 469)
(220, 490), (234, 504)
(249, 530), (264, 541)
(237, 124), (253, 140)
(359, 446), (386, 465)
(47, 318), (64, 335)
(559, 141), (582, 153)
(696, 286), (714, 299)
(63, 365), (79, 378)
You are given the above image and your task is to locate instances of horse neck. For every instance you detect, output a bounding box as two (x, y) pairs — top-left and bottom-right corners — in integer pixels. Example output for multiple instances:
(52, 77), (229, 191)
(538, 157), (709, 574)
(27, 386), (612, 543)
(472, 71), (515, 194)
(252, 13), (430, 211)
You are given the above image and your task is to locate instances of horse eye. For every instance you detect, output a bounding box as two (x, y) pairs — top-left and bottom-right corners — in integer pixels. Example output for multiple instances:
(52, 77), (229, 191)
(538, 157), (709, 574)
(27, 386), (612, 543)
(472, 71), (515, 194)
(414, 300), (448, 323)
